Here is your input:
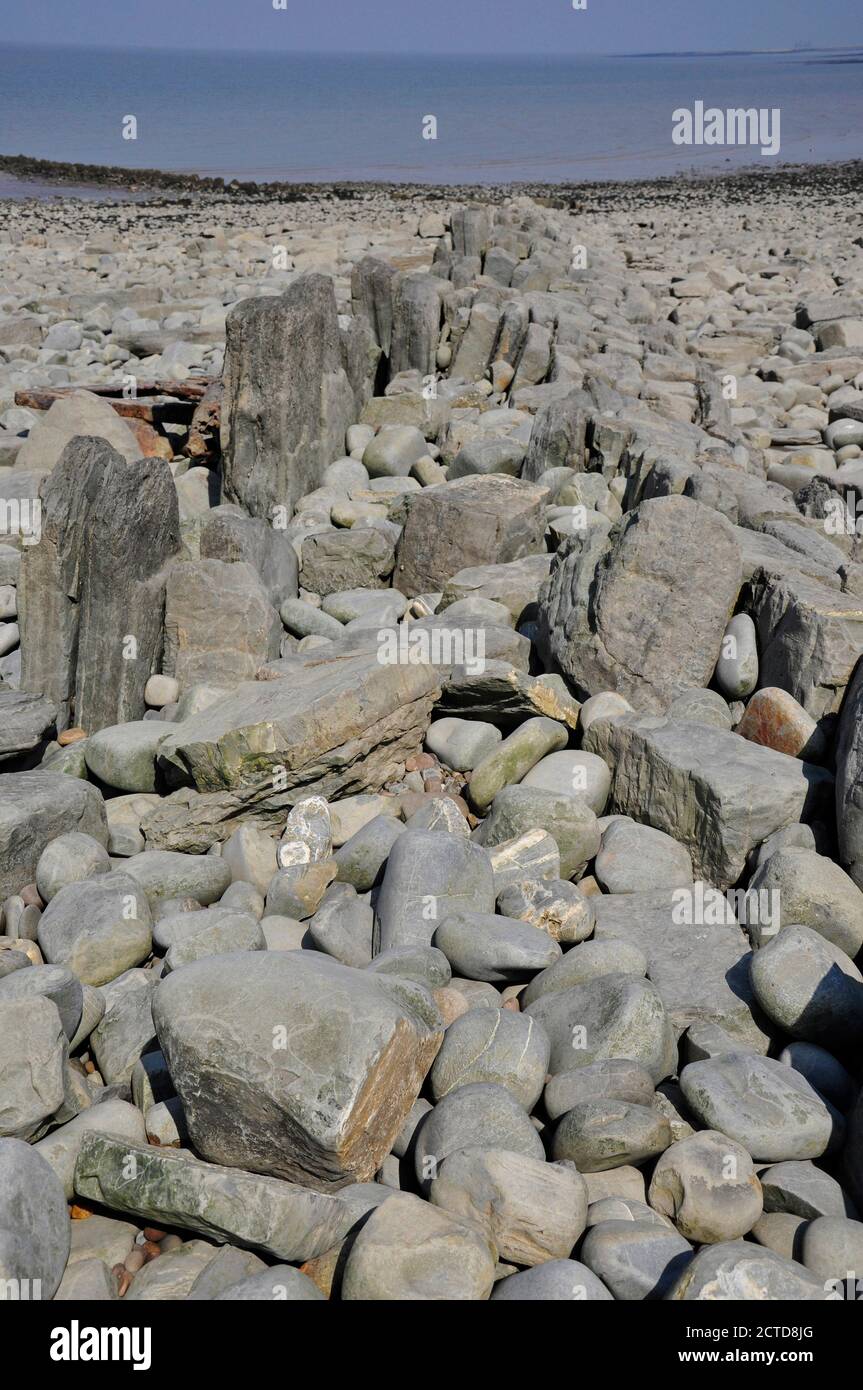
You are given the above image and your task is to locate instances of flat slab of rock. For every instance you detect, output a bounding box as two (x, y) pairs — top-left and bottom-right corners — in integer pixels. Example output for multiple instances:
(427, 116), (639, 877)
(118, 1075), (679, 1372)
(163, 559), (282, 690)
(0, 771), (107, 900)
(74, 1133), (358, 1261)
(593, 891), (766, 1047)
(147, 648), (440, 850)
(152, 950), (443, 1189)
(0, 690), (57, 763)
(583, 716), (830, 887)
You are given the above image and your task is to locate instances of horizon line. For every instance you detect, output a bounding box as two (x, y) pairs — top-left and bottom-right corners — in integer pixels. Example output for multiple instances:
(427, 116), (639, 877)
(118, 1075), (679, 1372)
(1, 38), (862, 59)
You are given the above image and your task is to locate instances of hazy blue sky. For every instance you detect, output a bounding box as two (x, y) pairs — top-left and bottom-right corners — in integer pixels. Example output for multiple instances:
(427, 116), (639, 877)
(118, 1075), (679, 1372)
(0, 0), (859, 56)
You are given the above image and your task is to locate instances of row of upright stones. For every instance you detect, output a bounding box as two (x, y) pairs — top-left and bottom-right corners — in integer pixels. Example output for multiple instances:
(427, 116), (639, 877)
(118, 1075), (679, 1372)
(2, 195), (863, 1301)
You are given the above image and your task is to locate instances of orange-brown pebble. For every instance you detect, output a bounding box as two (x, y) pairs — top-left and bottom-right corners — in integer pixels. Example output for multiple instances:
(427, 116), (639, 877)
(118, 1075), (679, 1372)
(300, 1246), (341, 1297)
(576, 875), (602, 897)
(141, 1241), (161, 1262)
(143, 1227), (167, 1242)
(57, 727), (87, 746)
(69, 1204), (93, 1221)
(124, 1248), (146, 1274)
(84, 1060), (96, 1074)
(433, 986), (471, 1027)
(406, 753), (437, 773)
(735, 687), (823, 760)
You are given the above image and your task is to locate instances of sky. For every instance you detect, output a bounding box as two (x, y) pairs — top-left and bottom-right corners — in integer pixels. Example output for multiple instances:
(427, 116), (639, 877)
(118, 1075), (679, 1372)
(0, 0), (859, 56)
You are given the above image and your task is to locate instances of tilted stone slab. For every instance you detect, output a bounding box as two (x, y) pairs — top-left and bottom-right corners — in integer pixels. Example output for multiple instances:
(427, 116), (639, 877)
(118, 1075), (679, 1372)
(748, 567), (863, 717)
(0, 690), (57, 763)
(583, 716), (830, 888)
(74, 1133), (357, 1261)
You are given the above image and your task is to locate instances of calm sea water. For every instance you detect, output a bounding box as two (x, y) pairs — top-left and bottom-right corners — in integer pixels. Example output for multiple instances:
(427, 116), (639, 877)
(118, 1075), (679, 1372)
(1, 44), (862, 192)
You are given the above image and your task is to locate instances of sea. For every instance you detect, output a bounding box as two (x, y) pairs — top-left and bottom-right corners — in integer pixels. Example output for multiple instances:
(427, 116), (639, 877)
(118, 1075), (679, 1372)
(1, 43), (862, 196)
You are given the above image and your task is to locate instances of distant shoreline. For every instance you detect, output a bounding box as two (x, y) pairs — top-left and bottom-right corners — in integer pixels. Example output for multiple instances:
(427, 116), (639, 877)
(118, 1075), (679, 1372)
(1, 152), (862, 213)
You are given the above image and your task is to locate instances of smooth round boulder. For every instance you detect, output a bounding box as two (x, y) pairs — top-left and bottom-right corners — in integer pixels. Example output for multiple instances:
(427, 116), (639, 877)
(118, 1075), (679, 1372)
(0, 1138), (70, 1300)
(35, 832), (112, 903)
(545, 1059), (656, 1123)
(749, 922), (863, 1050)
(363, 426), (429, 479)
(525, 973), (676, 1084)
(83, 721), (170, 793)
(476, 784), (601, 880)
(552, 1100), (671, 1172)
(714, 612), (759, 698)
(37, 872), (153, 987)
(0, 962), (83, 1041)
(648, 1130), (763, 1243)
(745, 848), (863, 957)
(680, 1054), (838, 1162)
(433, 909), (561, 984)
(759, 1160), (857, 1219)
(667, 1240), (829, 1301)
(586, 1197), (675, 1230)
(580, 1220), (693, 1300)
(491, 1258), (613, 1300)
(123, 850), (231, 906)
(431, 1147), (587, 1266)
(579, 691), (634, 735)
(799, 1216), (863, 1287)
(468, 717), (570, 814)
(425, 717), (502, 772)
(365, 945), (451, 990)
(144, 674), (180, 709)
(520, 750), (611, 816)
(522, 938), (647, 1007)
(429, 1007), (550, 1110)
(595, 819), (693, 895)
(414, 1082), (545, 1188)
(341, 1193), (495, 1300)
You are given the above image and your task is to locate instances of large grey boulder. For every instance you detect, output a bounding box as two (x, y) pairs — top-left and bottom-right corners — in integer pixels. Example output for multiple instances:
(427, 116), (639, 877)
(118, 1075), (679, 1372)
(15, 389), (140, 472)
(18, 437), (181, 733)
(0, 771), (107, 899)
(200, 505), (299, 609)
(431, 1148), (587, 1266)
(434, 908), (561, 984)
(152, 950), (443, 1189)
(745, 848), (863, 956)
(393, 476), (547, 597)
(74, 1133), (357, 1262)
(89, 969), (156, 1085)
(0, 996), (67, 1140)
(149, 650), (440, 850)
(667, 1241), (829, 1300)
(428, 1007), (549, 1109)
(648, 1131), (763, 1244)
(525, 973), (676, 1083)
(413, 1082), (545, 1187)
(580, 1219), (694, 1300)
(374, 830), (495, 953)
(163, 559), (282, 689)
(300, 527), (396, 595)
(680, 1054), (838, 1162)
(539, 496), (742, 713)
(221, 274), (355, 520)
(583, 716), (830, 887)
(341, 1192), (495, 1301)
(0, 1138), (70, 1300)
(749, 923), (863, 1049)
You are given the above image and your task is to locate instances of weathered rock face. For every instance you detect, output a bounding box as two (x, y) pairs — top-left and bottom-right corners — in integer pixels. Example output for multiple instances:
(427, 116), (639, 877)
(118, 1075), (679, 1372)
(18, 437), (181, 733)
(539, 495), (742, 713)
(152, 951), (443, 1189)
(748, 568), (863, 717)
(394, 476), (548, 597)
(389, 273), (442, 378)
(199, 505), (299, 610)
(145, 648), (440, 849)
(73, 1133), (357, 1261)
(0, 690), (57, 763)
(162, 559), (282, 690)
(221, 274), (355, 521)
(835, 658), (863, 888)
(0, 771), (107, 900)
(583, 716), (830, 887)
(300, 527), (396, 595)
